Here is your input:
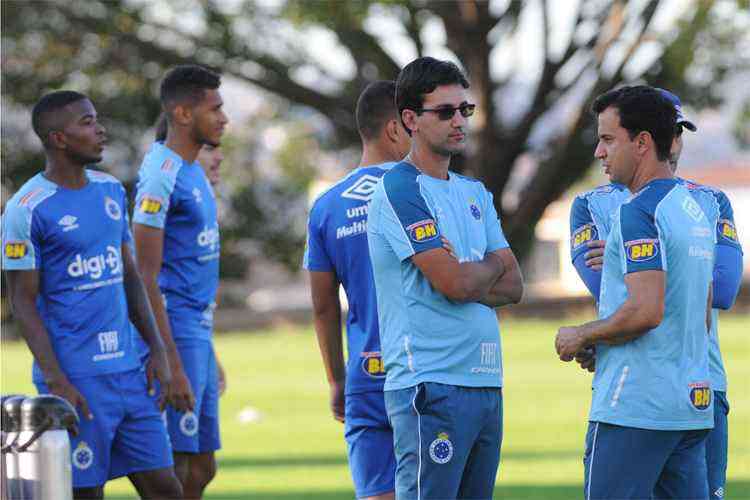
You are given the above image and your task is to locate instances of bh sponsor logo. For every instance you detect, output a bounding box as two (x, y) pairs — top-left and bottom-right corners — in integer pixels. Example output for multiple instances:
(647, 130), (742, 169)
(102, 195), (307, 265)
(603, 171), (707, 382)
(4, 241), (27, 259)
(572, 224), (597, 250)
(68, 245), (122, 279)
(407, 219), (438, 243)
(689, 383), (711, 410)
(361, 353), (386, 379)
(719, 219), (738, 242)
(625, 239), (659, 262)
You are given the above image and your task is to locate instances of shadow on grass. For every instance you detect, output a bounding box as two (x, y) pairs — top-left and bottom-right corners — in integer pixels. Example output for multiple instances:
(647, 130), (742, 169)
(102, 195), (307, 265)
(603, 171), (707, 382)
(214, 449), (583, 470)
(217, 454), (348, 468)
(104, 480), (750, 499)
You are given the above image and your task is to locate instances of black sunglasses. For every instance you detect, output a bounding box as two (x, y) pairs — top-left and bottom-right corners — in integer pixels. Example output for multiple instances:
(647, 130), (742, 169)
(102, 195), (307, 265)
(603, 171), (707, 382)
(418, 103), (476, 121)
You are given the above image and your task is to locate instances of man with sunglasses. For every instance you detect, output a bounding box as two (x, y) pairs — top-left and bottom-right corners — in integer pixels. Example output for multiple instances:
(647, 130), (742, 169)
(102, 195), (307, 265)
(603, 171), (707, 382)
(367, 57), (524, 499)
(569, 88), (743, 499)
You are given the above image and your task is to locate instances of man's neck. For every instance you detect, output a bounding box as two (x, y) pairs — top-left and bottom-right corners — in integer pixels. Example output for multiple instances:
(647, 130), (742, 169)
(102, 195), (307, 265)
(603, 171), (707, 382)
(165, 129), (201, 164)
(359, 143), (398, 168)
(406, 143), (450, 180)
(43, 155), (88, 190)
(628, 160), (674, 193)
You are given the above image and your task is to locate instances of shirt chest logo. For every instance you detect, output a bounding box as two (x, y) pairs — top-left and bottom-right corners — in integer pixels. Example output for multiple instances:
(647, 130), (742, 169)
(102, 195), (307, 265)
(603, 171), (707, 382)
(104, 197), (121, 220)
(341, 175), (380, 201)
(58, 215), (79, 232)
(469, 199), (481, 220)
(192, 187), (203, 204)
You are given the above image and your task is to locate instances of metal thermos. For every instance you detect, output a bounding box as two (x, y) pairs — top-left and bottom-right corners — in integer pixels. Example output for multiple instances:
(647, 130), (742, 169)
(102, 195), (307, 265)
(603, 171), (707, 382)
(15, 395), (78, 500)
(1, 395), (26, 500)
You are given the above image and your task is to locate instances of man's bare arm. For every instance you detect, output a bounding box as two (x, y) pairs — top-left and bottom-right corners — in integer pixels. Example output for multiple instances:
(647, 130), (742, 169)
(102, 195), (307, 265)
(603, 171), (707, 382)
(121, 243), (172, 401)
(5, 270), (92, 418)
(309, 270), (346, 422)
(133, 222), (194, 412)
(412, 248), (504, 303)
(480, 248), (524, 308)
(556, 270), (665, 360)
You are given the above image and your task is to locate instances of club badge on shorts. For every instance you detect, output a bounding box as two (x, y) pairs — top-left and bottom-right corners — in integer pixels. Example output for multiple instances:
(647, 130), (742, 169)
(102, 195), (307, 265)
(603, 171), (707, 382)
(429, 432), (454, 464)
(180, 411), (199, 436)
(72, 441), (94, 470)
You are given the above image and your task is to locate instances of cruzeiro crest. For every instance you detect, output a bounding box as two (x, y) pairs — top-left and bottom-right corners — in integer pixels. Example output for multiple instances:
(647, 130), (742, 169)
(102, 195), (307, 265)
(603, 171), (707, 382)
(72, 441), (94, 470)
(429, 432), (454, 464)
(341, 175), (381, 202)
(180, 411), (199, 436)
(105, 196), (122, 220)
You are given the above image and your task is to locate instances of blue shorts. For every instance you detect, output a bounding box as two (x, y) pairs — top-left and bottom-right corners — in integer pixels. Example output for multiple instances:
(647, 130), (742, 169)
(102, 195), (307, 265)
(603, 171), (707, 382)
(706, 391), (729, 499)
(583, 421), (709, 500)
(385, 383), (502, 500)
(166, 341), (221, 454)
(345, 391), (396, 498)
(35, 369), (173, 488)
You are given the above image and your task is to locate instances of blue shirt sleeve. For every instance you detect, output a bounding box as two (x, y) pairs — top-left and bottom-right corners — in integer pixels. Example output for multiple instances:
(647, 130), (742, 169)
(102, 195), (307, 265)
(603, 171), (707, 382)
(132, 166), (177, 229)
(573, 253), (602, 300)
(569, 195), (600, 262)
(1, 202), (41, 270)
(619, 202), (664, 274)
(712, 190), (743, 309)
(303, 202), (334, 272)
(378, 173), (442, 262)
(483, 188), (509, 252)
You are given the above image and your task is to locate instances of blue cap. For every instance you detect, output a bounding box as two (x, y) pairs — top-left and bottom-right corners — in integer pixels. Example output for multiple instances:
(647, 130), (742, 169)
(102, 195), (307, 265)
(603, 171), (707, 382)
(657, 88), (697, 132)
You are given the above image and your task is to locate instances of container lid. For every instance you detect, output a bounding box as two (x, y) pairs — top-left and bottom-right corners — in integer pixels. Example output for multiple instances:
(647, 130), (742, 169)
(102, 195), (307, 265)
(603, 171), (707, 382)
(20, 395), (78, 432)
(1, 395), (27, 432)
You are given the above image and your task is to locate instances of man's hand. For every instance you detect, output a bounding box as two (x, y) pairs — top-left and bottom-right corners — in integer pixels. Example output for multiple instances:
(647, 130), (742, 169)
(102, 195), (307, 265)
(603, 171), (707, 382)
(146, 348), (172, 410)
(47, 376), (92, 420)
(584, 240), (606, 271)
(168, 366), (195, 413)
(575, 346), (596, 373)
(555, 326), (589, 362)
(329, 379), (345, 423)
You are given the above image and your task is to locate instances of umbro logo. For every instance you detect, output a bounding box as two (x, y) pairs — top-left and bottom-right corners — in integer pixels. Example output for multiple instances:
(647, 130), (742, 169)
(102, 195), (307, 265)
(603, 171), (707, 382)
(341, 175), (380, 202)
(58, 215), (79, 232)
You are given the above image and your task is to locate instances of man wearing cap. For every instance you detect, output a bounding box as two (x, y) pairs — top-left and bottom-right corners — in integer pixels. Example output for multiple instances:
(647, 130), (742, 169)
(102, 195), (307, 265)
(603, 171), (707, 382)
(569, 88), (743, 499)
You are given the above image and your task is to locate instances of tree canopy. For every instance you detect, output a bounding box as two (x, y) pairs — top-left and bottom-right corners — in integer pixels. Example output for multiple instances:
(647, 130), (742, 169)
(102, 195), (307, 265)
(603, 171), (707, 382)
(2, 0), (748, 272)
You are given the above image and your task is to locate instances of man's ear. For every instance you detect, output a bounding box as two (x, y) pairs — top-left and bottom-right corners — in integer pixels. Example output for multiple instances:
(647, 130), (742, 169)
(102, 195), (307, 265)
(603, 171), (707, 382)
(384, 119), (400, 143)
(47, 130), (67, 150)
(401, 109), (417, 135)
(171, 104), (193, 127)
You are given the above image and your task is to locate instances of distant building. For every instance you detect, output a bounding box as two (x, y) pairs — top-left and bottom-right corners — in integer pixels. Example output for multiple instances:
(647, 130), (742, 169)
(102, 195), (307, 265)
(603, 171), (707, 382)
(524, 163), (750, 298)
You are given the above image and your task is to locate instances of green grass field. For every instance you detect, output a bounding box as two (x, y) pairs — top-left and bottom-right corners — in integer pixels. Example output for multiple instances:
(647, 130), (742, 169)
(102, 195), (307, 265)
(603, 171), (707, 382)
(2, 315), (749, 499)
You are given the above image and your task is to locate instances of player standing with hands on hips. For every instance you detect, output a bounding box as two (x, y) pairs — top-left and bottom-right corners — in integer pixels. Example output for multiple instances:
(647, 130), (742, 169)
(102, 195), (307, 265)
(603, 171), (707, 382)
(367, 57), (524, 500)
(556, 86), (715, 500)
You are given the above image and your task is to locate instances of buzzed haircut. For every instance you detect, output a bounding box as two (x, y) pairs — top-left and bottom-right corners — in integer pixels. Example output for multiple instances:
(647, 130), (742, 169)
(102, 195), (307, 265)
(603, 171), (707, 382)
(396, 57), (469, 135)
(31, 90), (89, 146)
(356, 80), (398, 142)
(154, 113), (168, 142)
(160, 65), (221, 118)
(592, 85), (677, 162)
